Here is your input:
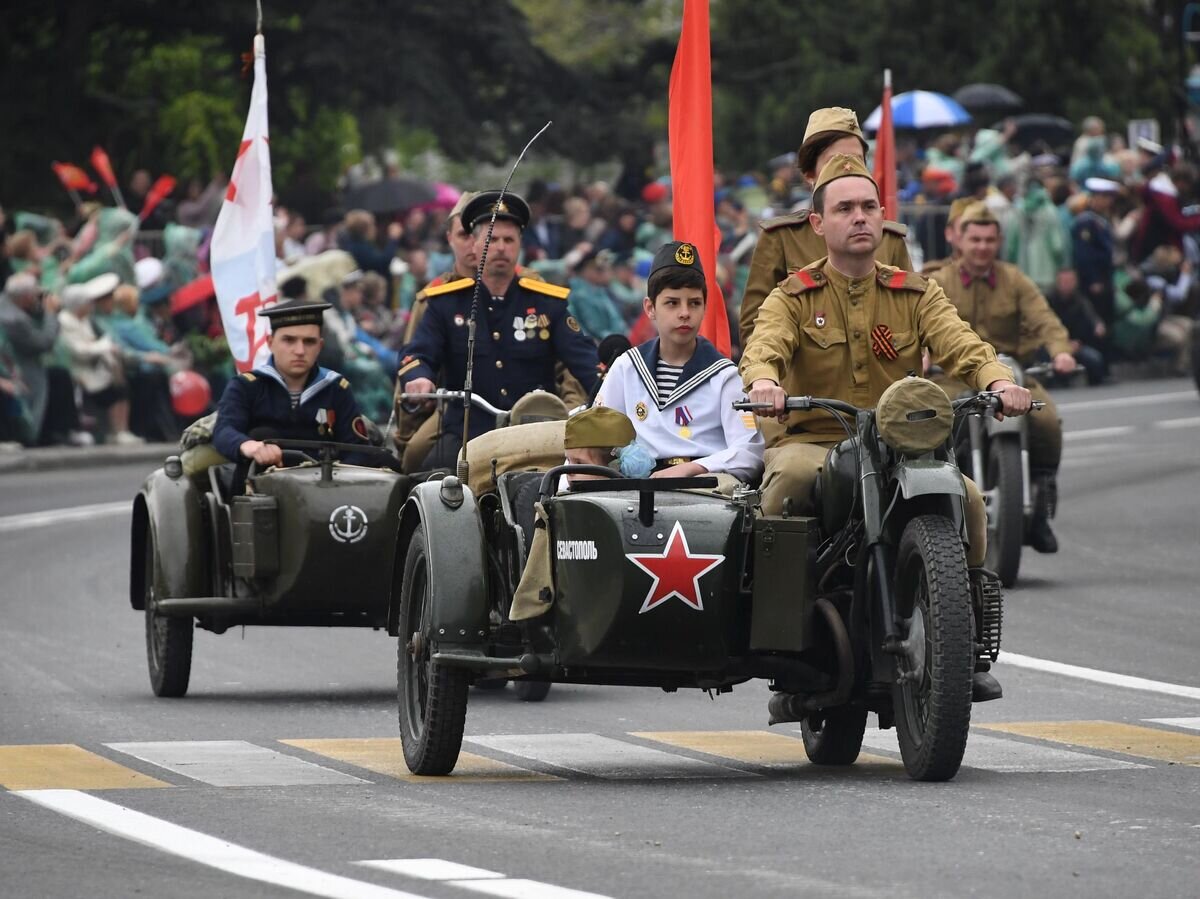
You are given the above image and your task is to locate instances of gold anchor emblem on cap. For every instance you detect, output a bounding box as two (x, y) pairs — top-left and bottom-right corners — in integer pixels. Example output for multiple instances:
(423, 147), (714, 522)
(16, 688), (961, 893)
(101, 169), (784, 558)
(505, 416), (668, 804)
(675, 243), (695, 265)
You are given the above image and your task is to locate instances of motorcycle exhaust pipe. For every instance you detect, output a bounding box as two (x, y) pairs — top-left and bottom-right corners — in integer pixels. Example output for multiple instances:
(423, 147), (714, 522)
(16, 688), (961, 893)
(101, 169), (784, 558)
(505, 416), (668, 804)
(768, 598), (855, 724)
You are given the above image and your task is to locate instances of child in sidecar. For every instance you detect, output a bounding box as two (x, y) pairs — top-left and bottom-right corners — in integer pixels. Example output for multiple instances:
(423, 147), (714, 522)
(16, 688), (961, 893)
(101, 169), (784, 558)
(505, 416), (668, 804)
(594, 241), (763, 492)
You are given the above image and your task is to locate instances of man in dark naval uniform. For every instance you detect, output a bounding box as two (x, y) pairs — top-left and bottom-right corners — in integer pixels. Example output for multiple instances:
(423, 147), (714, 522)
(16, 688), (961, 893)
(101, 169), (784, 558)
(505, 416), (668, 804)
(213, 298), (371, 485)
(400, 189), (600, 469)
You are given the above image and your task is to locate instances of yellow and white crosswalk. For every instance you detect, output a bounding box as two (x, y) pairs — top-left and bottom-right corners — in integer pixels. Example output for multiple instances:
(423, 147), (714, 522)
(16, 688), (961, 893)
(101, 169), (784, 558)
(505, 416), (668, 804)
(1, 720), (1198, 792)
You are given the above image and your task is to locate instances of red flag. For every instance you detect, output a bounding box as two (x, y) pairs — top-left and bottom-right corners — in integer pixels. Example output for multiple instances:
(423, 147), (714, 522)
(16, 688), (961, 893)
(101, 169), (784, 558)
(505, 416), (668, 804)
(51, 162), (98, 194)
(139, 174), (178, 222)
(872, 69), (899, 223)
(90, 146), (118, 188)
(668, 0), (730, 357)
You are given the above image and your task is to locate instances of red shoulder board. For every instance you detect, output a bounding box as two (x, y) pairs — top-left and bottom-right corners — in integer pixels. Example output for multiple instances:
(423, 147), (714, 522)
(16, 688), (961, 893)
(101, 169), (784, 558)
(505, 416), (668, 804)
(877, 268), (925, 292)
(780, 266), (826, 296)
(795, 268), (819, 289)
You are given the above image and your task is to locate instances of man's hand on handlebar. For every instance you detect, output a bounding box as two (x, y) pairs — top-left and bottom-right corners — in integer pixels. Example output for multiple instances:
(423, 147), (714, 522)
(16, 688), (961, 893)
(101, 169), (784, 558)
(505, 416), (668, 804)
(240, 439), (283, 467)
(985, 379), (1032, 420)
(403, 377), (437, 410)
(1052, 352), (1077, 376)
(748, 378), (788, 422)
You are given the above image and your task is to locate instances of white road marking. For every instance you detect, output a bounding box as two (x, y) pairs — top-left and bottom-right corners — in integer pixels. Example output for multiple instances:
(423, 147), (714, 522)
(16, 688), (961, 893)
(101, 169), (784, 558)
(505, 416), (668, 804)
(1062, 425), (1135, 442)
(15, 790), (430, 899)
(859, 729), (1147, 773)
(467, 733), (748, 779)
(359, 859), (505, 880)
(998, 652), (1200, 701)
(1155, 416), (1200, 430)
(358, 859), (612, 899)
(1056, 390), (1195, 412)
(1144, 717), (1200, 732)
(449, 879), (611, 899)
(106, 740), (367, 787)
(0, 500), (127, 533)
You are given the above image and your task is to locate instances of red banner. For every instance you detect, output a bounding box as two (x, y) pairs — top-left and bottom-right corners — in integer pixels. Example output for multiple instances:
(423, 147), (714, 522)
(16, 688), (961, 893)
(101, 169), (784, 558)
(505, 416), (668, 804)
(139, 174), (177, 222)
(90, 146), (118, 188)
(872, 71), (899, 223)
(668, 0), (730, 357)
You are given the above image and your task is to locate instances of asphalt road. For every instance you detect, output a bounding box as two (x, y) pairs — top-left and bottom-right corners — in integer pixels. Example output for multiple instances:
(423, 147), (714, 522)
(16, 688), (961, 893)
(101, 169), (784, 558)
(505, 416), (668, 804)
(1, 377), (1198, 899)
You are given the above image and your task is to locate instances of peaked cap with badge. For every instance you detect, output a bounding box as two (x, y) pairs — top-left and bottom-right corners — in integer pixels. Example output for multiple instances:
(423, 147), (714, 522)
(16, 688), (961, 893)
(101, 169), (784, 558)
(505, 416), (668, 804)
(461, 189), (532, 232)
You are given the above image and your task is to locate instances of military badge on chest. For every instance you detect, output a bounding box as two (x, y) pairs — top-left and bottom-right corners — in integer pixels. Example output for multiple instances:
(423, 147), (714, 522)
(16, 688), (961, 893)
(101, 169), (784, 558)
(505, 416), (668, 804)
(315, 408), (336, 436)
(675, 405), (693, 438)
(635, 401), (648, 421)
(815, 311), (826, 328)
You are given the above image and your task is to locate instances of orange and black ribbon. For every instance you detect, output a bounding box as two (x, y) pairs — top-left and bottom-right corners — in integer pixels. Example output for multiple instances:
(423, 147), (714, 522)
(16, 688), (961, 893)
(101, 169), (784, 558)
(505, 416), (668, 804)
(871, 324), (899, 360)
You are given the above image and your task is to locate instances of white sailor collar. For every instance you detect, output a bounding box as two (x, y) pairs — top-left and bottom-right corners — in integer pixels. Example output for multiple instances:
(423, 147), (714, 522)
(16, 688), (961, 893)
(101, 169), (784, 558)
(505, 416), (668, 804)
(255, 359), (344, 406)
(628, 336), (734, 410)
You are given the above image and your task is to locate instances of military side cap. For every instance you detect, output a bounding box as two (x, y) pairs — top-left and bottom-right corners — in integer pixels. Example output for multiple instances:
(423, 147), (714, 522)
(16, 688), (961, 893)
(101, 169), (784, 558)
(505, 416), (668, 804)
(797, 107), (868, 174)
(448, 189), (476, 222)
(948, 196), (976, 223)
(461, 189), (531, 231)
(813, 153), (877, 195)
(564, 405), (635, 449)
(259, 298), (332, 330)
(648, 240), (704, 280)
(959, 201), (999, 227)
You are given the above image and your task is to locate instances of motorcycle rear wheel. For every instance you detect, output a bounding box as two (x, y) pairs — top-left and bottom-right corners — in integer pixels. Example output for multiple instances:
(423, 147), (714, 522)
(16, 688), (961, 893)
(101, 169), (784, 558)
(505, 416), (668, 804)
(985, 435), (1023, 587)
(892, 514), (974, 781)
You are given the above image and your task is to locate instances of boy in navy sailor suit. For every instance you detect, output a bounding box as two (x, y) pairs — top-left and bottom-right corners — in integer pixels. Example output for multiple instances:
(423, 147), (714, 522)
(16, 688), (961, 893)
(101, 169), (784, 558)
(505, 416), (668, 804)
(595, 241), (763, 490)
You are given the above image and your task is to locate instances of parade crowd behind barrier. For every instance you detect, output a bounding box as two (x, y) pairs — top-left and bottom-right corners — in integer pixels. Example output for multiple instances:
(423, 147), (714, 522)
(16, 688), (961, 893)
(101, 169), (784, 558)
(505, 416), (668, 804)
(2, 115), (1197, 449)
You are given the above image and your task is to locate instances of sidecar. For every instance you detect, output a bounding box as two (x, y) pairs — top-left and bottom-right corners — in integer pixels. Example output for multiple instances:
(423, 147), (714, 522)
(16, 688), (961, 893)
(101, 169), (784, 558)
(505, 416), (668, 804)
(390, 434), (846, 777)
(130, 439), (412, 697)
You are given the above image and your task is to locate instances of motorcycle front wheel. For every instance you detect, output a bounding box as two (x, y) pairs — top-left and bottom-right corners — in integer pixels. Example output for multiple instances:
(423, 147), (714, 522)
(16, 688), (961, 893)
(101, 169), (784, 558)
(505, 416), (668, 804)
(891, 514), (974, 781)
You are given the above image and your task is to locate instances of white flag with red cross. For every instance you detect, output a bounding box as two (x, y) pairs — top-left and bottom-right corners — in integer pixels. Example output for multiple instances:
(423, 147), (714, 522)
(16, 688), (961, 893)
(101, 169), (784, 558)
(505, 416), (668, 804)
(211, 33), (277, 373)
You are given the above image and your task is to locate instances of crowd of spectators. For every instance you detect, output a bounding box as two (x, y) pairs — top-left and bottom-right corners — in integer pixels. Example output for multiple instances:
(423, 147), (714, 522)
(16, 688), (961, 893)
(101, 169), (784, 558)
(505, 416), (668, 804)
(3, 113), (1197, 450)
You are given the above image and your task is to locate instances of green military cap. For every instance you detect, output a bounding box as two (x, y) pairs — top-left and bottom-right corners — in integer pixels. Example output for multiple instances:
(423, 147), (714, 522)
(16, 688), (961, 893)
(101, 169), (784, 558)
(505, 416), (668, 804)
(648, 240), (705, 280)
(797, 107), (869, 174)
(948, 196), (976, 223)
(958, 201), (1000, 228)
(564, 405), (635, 449)
(813, 153), (878, 195)
(259, 298), (331, 331)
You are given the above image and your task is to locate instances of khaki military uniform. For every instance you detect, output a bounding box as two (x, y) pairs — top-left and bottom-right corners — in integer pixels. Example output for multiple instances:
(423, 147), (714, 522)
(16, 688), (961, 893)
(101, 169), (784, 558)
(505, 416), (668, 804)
(739, 258), (1012, 566)
(929, 259), (1069, 471)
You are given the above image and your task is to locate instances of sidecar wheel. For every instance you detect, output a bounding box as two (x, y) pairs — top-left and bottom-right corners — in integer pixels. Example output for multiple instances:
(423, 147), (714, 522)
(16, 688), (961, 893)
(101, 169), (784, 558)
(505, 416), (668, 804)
(144, 529), (193, 698)
(397, 523), (469, 775)
(512, 679), (552, 702)
(800, 707), (867, 765)
(892, 514), (973, 782)
(985, 435), (1023, 587)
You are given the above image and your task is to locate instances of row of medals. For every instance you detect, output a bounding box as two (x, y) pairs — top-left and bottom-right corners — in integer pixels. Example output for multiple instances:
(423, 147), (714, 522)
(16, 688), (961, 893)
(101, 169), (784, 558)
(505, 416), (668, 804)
(513, 312), (550, 342)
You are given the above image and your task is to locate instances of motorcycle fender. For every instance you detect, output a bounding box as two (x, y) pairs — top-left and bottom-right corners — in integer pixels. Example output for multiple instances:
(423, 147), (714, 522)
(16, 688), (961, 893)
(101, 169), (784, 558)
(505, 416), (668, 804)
(130, 469), (209, 610)
(387, 480), (489, 644)
(893, 459), (966, 500)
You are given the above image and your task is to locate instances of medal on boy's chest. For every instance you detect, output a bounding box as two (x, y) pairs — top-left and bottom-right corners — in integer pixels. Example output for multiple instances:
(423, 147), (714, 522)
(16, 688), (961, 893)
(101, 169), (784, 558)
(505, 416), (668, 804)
(315, 407), (335, 437)
(675, 405), (693, 439)
(635, 401), (648, 421)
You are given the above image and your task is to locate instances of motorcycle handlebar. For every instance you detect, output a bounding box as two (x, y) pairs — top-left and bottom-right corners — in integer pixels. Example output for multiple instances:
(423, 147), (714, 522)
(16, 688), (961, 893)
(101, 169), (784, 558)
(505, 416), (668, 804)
(732, 397), (859, 415)
(398, 390), (505, 417)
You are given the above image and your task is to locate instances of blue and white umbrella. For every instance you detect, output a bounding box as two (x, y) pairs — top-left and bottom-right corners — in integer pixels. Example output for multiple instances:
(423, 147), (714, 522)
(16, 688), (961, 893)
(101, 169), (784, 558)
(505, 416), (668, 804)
(864, 91), (972, 131)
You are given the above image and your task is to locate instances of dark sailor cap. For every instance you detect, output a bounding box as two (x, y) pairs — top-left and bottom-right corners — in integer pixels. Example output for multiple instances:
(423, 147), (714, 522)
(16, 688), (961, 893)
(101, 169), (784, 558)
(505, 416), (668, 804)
(259, 298), (331, 331)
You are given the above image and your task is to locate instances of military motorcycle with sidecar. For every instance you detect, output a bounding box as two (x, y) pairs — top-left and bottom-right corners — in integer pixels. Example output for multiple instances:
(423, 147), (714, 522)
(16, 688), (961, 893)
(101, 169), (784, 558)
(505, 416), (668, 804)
(389, 378), (1007, 782)
(130, 438), (410, 697)
(953, 355), (1050, 587)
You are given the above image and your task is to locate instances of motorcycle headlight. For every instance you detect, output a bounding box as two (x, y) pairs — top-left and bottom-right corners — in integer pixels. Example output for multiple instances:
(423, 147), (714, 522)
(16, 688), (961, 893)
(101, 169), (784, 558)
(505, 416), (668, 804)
(876, 376), (953, 455)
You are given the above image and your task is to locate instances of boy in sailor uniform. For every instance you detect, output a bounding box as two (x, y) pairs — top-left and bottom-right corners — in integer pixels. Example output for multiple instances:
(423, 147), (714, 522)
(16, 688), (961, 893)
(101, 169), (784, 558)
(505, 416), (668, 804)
(595, 241), (763, 489)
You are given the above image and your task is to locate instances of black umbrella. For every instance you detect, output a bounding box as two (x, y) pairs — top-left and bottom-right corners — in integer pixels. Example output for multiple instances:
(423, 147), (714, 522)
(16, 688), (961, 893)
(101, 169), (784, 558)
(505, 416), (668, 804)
(341, 177), (437, 214)
(995, 114), (1075, 150)
(953, 83), (1023, 113)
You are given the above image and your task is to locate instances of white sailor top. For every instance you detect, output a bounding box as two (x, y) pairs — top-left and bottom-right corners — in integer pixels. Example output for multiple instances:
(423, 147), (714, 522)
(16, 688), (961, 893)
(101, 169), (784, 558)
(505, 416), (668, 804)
(595, 336), (764, 483)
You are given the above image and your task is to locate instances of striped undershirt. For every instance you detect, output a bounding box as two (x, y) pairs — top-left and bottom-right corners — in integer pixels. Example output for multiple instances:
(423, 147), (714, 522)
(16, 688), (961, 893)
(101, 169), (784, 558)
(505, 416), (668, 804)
(655, 359), (683, 405)
(288, 389), (302, 409)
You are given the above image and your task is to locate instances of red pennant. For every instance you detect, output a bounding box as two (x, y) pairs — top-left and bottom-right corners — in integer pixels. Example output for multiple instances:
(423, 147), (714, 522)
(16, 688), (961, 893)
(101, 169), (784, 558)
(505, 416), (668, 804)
(51, 162), (98, 194)
(139, 174), (177, 222)
(90, 146), (118, 189)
